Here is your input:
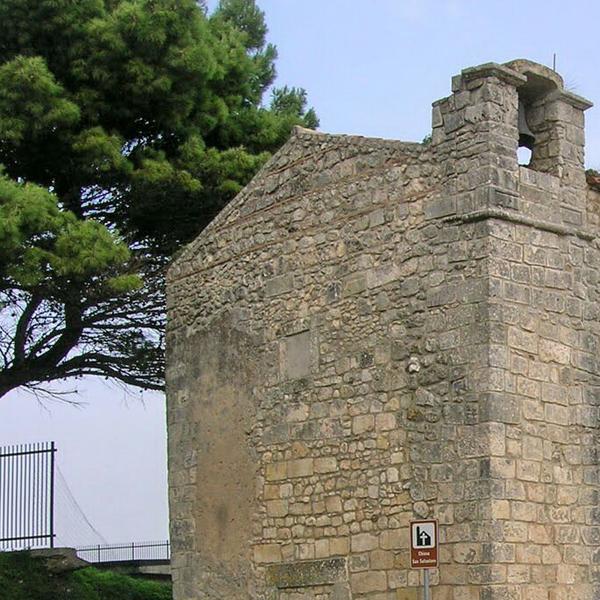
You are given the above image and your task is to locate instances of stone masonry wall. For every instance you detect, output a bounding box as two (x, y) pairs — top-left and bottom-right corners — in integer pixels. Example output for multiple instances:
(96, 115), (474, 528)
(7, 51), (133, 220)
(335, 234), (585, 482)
(477, 172), (600, 600)
(167, 60), (600, 600)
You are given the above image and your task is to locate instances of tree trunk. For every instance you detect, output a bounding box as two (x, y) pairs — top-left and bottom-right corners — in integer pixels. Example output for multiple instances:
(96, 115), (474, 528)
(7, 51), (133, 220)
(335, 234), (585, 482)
(0, 378), (19, 399)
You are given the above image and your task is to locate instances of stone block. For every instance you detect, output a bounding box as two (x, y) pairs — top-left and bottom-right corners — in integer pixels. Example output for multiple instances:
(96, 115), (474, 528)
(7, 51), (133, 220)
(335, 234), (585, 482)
(539, 339), (570, 364)
(266, 500), (289, 517)
(281, 330), (312, 380)
(266, 558), (347, 587)
(454, 543), (482, 564)
(432, 105), (443, 127)
(325, 495), (342, 513)
(254, 543), (282, 563)
(507, 327), (538, 354)
(287, 458), (314, 478)
(352, 414), (374, 435)
(380, 529), (405, 550)
(314, 457), (338, 473)
(376, 412), (397, 431)
(266, 462), (287, 481)
(351, 533), (379, 553)
(315, 539), (330, 558)
(425, 196), (456, 219)
(511, 502), (537, 522)
(522, 436), (543, 461)
(329, 537), (349, 556)
(367, 264), (401, 289)
(480, 395), (521, 424)
(350, 570), (387, 594)
(265, 274), (294, 297)
(542, 546), (562, 564)
(395, 589), (418, 600)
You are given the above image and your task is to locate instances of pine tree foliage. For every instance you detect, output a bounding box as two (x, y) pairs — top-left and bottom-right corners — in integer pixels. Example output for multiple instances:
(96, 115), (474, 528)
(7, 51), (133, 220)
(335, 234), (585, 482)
(0, 0), (318, 398)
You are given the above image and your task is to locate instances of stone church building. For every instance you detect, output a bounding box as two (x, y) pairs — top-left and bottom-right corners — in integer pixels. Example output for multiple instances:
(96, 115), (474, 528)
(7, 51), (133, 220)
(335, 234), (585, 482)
(166, 60), (600, 599)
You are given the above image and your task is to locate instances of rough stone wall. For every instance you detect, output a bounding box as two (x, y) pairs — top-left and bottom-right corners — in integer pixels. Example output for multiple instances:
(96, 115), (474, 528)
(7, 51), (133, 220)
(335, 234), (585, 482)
(167, 60), (600, 600)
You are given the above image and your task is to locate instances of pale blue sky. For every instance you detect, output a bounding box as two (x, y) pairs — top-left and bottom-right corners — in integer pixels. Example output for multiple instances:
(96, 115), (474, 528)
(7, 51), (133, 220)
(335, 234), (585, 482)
(256, 0), (600, 166)
(1, 0), (599, 547)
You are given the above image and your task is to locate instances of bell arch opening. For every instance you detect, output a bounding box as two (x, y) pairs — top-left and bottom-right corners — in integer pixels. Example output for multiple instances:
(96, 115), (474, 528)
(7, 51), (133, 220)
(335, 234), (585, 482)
(516, 71), (559, 172)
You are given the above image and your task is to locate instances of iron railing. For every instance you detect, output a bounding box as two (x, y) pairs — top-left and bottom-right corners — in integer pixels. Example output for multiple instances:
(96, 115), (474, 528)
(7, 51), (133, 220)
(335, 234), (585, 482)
(0, 442), (56, 551)
(76, 540), (170, 563)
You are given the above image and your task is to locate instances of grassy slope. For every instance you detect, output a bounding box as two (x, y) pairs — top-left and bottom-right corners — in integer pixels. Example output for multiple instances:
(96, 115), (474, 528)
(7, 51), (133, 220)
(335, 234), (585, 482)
(0, 552), (172, 600)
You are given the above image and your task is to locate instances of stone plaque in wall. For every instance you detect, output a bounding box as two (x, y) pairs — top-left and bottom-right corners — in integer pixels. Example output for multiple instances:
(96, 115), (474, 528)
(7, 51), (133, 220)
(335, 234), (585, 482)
(280, 330), (312, 380)
(266, 559), (350, 600)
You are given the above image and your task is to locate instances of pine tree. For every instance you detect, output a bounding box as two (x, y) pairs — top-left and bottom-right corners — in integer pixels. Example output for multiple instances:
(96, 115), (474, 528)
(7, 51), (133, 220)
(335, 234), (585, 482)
(0, 0), (317, 398)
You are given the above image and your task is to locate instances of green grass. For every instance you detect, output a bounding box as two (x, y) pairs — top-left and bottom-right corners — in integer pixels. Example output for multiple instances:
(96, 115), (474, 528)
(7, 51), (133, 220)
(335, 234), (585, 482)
(0, 552), (172, 600)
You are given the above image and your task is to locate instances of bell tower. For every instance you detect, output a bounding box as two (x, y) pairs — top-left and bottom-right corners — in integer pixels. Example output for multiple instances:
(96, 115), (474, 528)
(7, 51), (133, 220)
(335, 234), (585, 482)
(507, 59), (592, 185)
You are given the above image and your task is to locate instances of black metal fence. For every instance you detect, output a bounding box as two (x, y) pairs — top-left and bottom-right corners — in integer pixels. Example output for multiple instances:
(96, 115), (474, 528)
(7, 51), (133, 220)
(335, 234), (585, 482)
(76, 540), (170, 563)
(0, 442), (56, 551)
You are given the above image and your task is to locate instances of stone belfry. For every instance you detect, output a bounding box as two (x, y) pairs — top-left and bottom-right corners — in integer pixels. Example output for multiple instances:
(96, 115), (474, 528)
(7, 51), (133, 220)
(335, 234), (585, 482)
(166, 60), (600, 600)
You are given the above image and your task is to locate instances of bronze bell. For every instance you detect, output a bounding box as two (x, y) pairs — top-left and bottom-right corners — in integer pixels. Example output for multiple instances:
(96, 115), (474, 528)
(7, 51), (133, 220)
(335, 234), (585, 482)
(518, 101), (535, 150)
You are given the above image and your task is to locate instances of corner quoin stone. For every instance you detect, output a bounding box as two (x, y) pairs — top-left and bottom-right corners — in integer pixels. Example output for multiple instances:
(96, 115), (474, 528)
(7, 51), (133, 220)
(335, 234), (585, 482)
(166, 59), (600, 599)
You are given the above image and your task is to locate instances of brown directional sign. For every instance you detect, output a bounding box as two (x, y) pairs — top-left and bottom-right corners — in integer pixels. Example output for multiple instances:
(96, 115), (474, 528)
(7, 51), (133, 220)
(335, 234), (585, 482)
(410, 519), (438, 568)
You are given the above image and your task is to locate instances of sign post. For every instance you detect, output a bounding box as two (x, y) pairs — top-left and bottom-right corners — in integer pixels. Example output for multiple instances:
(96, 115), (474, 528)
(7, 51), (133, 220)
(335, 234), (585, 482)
(410, 519), (438, 600)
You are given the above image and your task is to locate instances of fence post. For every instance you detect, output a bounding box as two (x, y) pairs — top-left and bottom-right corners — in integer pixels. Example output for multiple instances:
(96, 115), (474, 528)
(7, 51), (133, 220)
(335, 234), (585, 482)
(49, 442), (56, 548)
(132, 542), (135, 561)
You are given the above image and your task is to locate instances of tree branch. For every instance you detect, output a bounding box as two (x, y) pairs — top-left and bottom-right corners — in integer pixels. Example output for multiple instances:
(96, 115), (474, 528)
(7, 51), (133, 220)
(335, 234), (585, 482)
(13, 295), (42, 365)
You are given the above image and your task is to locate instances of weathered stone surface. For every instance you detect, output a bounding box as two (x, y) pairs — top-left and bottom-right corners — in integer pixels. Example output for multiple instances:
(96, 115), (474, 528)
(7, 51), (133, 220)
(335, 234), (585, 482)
(167, 59), (600, 600)
(30, 548), (89, 573)
(266, 558), (346, 588)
